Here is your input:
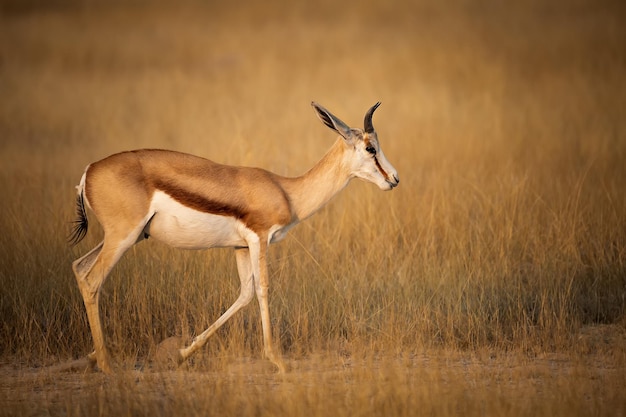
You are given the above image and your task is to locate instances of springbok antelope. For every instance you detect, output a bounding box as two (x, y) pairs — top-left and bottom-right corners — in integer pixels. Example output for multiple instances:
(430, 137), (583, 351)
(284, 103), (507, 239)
(69, 102), (399, 373)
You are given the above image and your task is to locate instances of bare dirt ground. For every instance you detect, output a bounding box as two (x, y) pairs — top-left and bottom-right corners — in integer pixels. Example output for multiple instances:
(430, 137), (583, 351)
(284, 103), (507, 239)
(1, 328), (625, 417)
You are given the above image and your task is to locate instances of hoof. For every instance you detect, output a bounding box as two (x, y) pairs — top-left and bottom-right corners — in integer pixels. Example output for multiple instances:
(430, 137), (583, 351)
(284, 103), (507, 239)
(273, 359), (288, 374)
(154, 336), (184, 370)
(85, 351), (114, 374)
(266, 353), (287, 373)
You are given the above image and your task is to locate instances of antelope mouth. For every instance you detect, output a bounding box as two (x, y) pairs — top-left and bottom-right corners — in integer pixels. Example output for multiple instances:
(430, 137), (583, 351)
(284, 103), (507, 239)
(386, 175), (400, 189)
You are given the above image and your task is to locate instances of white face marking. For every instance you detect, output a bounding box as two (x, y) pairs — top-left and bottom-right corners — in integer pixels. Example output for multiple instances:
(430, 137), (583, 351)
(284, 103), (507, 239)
(351, 138), (399, 191)
(147, 191), (248, 249)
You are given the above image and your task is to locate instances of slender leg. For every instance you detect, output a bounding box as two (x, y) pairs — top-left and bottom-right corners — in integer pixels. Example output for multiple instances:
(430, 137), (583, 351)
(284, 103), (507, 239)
(178, 247), (256, 362)
(249, 239), (286, 373)
(72, 232), (138, 374)
(72, 241), (119, 374)
(82, 288), (112, 373)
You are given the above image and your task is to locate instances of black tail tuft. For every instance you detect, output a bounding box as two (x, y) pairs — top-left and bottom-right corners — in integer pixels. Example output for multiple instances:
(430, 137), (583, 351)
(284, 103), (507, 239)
(68, 191), (88, 246)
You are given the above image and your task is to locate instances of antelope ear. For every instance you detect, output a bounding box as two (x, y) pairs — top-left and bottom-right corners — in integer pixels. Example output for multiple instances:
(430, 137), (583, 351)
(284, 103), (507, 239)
(364, 101), (381, 134)
(311, 102), (353, 142)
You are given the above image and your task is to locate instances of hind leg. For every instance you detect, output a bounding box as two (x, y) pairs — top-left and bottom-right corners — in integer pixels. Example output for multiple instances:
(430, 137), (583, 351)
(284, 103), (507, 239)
(72, 232), (140, 374)
(72, 242), (104, 368)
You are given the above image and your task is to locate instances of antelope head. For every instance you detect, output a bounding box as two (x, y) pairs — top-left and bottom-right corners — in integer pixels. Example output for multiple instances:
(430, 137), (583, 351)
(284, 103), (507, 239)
(312, 101), (400, 191)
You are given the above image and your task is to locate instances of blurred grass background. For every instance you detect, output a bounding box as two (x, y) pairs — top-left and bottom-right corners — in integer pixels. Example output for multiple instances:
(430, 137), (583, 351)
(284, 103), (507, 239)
(0, 0), (625, 366)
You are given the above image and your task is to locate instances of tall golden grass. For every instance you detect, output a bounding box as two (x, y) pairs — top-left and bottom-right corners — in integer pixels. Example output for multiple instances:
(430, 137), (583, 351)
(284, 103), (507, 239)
(0, 0), (625, 415)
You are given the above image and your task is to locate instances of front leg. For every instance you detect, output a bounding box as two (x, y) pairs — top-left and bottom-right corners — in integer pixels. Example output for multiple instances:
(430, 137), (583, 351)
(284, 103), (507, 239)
(178, 247), (256, 364)
(247, 233), (286, 373)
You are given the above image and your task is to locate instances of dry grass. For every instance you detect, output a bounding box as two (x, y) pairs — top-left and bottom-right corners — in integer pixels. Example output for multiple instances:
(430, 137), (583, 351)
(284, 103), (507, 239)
(1, 0), (625, 415)
(2, 352), (625, 417)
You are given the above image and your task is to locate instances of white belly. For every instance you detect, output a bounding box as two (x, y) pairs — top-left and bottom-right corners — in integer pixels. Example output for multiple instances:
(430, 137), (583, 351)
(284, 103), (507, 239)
(147, 191), (247, 249)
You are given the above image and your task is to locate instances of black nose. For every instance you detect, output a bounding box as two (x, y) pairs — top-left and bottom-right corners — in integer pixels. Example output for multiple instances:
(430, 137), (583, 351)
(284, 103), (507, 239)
(393, 175), (400, 185)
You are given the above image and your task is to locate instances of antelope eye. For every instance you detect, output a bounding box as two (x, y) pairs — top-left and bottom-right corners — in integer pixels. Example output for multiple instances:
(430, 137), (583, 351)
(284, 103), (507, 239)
(365, 146), (377, 155)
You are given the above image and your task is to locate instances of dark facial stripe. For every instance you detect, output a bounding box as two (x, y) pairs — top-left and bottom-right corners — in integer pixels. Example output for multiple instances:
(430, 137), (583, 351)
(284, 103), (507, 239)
(373, 156), (390, 182)
(364, 136), (390, 181)
(153, 179), (247, 220)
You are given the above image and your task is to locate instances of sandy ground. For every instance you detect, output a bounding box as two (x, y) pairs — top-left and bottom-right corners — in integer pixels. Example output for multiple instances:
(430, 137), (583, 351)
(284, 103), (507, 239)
(1, 339), (625, 417)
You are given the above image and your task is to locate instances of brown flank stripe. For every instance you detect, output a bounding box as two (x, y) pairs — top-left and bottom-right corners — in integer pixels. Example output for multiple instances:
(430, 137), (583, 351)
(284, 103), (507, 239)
(153, 179), (247, 220)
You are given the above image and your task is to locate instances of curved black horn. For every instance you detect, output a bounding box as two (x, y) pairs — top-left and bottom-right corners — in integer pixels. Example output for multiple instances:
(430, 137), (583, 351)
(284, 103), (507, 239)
(364, 102), (381, 133)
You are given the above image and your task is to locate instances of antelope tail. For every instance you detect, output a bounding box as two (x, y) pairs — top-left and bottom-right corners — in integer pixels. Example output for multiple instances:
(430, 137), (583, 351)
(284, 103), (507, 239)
(68, 173), (89, 246)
